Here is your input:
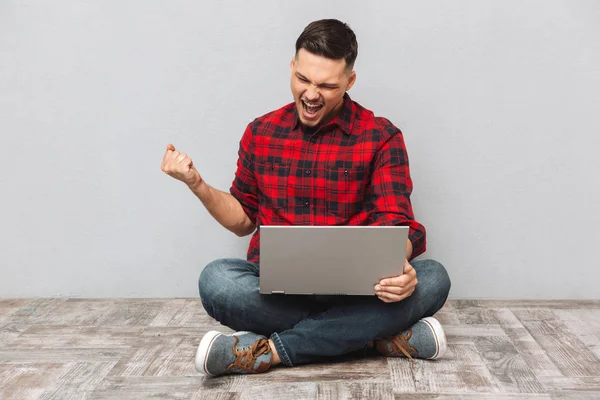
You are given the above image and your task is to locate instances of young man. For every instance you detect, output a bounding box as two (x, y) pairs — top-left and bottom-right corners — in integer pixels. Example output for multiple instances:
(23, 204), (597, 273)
(161, 19), (451, 376)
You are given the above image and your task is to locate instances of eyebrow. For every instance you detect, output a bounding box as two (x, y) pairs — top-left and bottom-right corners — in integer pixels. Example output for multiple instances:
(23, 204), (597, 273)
(295, 72), (339, 88)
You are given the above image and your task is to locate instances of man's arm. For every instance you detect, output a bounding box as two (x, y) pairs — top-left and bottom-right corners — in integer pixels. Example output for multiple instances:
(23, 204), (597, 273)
(365, 123), (426, 260)
(365, 123), (424, 303)
(198, 122), (259, 236)
(160, 143), (256, 237)
(189, 181), (256, 237)
(161, 123), (259, 237)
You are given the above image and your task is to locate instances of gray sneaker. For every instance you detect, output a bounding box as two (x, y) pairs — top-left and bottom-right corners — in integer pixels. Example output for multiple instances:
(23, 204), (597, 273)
(375, 317), (447, 360)
(195, 331), (273, 376)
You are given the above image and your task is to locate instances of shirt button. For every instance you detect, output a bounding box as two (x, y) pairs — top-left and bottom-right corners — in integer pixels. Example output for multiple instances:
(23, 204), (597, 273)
(344, 170), (349, 176)
(305, 169), (311, 175)
(310, 137), (317, 143)
(304, 201), (310, 208)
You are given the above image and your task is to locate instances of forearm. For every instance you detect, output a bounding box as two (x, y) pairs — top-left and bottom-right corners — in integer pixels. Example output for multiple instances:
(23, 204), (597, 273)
(188, 181), (256, 237)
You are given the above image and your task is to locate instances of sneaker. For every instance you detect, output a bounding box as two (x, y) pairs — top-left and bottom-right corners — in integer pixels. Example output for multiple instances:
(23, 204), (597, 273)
(195, 331), (273, 376)
(375, 317), (447, 360)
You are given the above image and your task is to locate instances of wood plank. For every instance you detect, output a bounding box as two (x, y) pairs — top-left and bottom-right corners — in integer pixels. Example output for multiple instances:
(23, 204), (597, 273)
(445, 324), (506, 339)
(0, 348), (125, 362)
(455, 307), (501, 325)
(199, 375), (247, 392)
(452, 300), (600, 310)
(2, 298), (68, 325)
(256, 356), (390, 383)
(90, 376), (209, 399)
(4, 325), (144, 349)
(511, 309), (557, 322)
(394, 394), (551, 399)
(433, 303), (461, 326)
(388, 357), (416, 392)
(538, 376), (600, 391)
(193, 392), (241, 400)
(140, 326), (216, 339)
(315, 382), (393, 400)
(27, 298), (115, 326)
(37, 361), (116, 400)
(107, 337), (198, 377)
(108, 340), (178, 377)
(512, 310), (600, 377)
(0, 323), (28, 347)
(391, 343), (500, 394)
(0, 362), (71, 400)
(0, 300), (29, 325)
(494, 308), (562, 378)
(473, 335), (545, 393)
(94, 299), (169, 326)
(152, 298), (223, 328)
(414, 359), (500, 394)
(236, 382), (317, 400)
(148, 298), (189, 326)
(554, 309), (600, 351)
(501, 329), (563, 378)
(550, 392), (600, 400)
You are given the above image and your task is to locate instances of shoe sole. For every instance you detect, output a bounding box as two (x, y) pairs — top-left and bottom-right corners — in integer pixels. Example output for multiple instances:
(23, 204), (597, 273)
(195, 331), (249, 376)
(421, 317), (447, 360)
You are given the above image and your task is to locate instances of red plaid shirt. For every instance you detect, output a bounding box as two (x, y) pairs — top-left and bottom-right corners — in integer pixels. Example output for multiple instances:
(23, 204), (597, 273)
(230, 93), (426, 263)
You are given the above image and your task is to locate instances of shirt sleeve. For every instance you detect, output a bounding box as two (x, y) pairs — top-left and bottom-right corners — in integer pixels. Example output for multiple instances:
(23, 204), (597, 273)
(229, 123), (259, 225)
(365, 125), (426, 259)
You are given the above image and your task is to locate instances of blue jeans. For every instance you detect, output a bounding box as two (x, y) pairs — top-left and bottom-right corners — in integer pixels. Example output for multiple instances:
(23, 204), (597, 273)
(198, 258), (450, 367)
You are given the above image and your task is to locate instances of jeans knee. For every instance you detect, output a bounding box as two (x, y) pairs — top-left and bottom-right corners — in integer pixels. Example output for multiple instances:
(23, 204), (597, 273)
(415, 259), (451, 303)
(430, 260), (451, 297)
(198, 259), (226, 306)
(198, 258), (257, 318)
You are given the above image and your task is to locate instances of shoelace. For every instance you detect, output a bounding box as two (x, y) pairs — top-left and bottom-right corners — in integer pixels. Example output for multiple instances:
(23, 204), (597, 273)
(226, 337), (271, 373)
(389, 331), (418, 360)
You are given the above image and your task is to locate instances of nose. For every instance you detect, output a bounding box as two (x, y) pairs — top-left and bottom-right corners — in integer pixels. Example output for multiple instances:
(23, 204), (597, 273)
(304, 85), (320, 101)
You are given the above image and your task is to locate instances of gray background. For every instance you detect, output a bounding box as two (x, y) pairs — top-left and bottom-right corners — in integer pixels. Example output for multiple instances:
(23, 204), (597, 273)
(1, 1), (599, 299)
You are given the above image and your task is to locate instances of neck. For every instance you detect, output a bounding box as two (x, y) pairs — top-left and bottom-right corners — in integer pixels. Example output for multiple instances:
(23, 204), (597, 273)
(324, 95), (346, 124)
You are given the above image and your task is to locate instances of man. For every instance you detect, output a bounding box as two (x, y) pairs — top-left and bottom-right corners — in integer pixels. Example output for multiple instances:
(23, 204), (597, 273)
(161, 19), (451, 376)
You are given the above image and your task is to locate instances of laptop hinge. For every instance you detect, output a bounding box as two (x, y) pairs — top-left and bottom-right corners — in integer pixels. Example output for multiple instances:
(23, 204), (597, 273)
(271, 290), (285, 294)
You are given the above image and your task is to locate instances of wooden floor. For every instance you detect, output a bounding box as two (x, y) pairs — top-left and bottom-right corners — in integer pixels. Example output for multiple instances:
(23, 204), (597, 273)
(1, 299), (599, 399)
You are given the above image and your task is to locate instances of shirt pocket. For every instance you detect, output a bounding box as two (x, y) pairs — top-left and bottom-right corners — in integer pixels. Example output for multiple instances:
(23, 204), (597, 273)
(255, 157), (291, 210)
(325, 163), (368, 221)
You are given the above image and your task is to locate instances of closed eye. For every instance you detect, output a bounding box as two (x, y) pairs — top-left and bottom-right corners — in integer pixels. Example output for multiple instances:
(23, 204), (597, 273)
(296, 73), (339, 89)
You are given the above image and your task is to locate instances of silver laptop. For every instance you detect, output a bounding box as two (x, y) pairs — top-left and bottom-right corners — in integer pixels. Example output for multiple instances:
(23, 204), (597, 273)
(259, 225), (408, 295)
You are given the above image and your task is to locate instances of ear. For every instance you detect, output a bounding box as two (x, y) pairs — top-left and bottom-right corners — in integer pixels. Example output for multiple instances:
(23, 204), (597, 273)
(290, 56), (295, 71)
(346, 70), (357, 91)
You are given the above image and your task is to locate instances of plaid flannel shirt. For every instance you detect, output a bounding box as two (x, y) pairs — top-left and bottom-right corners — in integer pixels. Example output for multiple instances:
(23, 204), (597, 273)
(230, 93), (426, 264)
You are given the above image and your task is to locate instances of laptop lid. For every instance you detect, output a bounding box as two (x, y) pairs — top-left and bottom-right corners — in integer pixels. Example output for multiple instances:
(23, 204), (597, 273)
(259, 225), (409, 295)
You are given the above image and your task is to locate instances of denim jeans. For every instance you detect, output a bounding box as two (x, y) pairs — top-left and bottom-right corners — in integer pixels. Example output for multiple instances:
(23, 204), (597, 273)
(198, 258), (451, 367)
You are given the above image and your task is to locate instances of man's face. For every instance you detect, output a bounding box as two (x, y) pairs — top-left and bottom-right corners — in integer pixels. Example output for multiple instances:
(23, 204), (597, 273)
(290, 48), (356, 128)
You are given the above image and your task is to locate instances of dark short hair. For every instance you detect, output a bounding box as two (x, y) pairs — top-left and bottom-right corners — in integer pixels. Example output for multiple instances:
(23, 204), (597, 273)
(295, 19), (358, 70)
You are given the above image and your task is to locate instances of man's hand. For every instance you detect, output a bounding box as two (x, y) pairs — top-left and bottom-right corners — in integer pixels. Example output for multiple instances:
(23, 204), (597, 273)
(374, 259), (418, 303)
(161, 144), (203, 188)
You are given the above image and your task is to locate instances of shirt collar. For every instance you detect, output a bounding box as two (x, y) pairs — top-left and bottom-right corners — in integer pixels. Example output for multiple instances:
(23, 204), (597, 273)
(293, 92), (356, 136)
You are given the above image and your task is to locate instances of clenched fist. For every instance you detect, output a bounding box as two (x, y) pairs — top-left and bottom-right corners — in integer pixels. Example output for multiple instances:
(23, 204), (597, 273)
(161, 144), (203, 188)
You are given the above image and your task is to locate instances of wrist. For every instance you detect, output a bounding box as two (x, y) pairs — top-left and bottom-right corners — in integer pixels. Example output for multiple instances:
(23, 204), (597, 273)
(188, 179), (208, 197)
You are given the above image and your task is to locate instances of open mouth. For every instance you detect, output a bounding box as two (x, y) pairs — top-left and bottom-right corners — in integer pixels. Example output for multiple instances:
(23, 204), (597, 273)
(301, 100), (324, 119)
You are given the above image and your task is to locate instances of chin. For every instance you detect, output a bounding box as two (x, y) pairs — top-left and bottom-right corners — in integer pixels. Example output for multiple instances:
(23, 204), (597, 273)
(299, 117), (320, 127)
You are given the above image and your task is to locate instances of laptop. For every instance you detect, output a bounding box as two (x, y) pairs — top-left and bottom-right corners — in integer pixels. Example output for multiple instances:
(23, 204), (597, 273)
(259, 225), (409, 295)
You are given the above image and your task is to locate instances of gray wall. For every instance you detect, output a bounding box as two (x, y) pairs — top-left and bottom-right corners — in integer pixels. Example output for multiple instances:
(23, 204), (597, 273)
(1, 1), (599, 299)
